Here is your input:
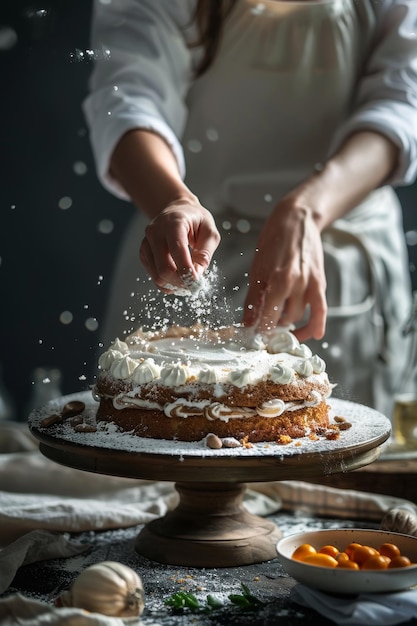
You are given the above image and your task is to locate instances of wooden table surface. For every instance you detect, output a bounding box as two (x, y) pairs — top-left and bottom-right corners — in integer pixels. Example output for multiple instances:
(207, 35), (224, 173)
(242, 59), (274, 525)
(1, 511), (400, 626)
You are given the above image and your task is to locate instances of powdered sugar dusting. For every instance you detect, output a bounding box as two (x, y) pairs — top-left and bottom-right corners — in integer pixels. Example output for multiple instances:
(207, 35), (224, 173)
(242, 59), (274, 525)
(29, 392), (390, 459)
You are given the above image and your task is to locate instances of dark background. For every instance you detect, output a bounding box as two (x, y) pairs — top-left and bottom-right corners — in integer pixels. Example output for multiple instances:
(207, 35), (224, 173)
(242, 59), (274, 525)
(1, 0), (416, 421)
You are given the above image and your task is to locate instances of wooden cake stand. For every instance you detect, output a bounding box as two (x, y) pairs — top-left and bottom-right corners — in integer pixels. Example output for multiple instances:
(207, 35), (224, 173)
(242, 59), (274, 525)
(29, 393), (390, 568)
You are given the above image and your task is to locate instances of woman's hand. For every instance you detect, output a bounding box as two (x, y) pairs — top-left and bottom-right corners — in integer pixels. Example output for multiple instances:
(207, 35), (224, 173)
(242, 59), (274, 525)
(242, 194), (327, 341)
(139, 197), (221, 292)
(242, 131), (399, 341)
(110, 129), (221, 291)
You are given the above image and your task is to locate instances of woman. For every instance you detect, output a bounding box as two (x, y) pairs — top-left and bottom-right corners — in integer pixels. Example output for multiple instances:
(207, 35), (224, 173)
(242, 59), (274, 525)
(83, 0), (417, 418)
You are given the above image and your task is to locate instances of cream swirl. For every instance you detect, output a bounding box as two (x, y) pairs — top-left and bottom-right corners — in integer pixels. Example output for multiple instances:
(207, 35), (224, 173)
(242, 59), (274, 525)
(309, 354), (326, 374)
(270, 363), (294, 384)
(160, 363), (190, 386)
(109, 338), (129, 354)
(204, 403), (257, 422)
(113, 394), (163, 410)
(293, 359), (314, 378)
(228, 368), (257, 388)
(267, 329), (300, 354)
(292, 343), (313, 359)
(164, 399), (209, 418)
(256, 399), (286, 417)
(109, 356), (138, 380)
(198, 366), (219, 384)
(132, 358), (161, 384)
(305, 390), (323, 407)
(98, 349), (124, 371)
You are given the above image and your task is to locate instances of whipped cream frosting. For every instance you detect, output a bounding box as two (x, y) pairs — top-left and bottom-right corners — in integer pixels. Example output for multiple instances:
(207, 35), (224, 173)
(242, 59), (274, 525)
(96, 326), (333, 421)
(99, 328), (326, 385)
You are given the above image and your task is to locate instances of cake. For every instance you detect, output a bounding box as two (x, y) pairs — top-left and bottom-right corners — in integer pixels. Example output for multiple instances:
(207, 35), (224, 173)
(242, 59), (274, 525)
(93, 324), (334, 443)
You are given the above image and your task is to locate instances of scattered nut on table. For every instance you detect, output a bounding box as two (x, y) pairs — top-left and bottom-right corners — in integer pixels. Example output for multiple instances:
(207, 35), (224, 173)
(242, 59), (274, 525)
(206, 433), (223, 449)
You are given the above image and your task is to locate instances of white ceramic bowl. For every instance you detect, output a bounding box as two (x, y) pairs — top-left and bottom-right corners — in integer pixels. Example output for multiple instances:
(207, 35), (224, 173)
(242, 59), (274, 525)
(276, 528), (417, 594)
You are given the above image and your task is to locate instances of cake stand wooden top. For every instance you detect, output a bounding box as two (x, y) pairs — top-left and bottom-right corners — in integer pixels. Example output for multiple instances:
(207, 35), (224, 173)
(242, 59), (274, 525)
(29, 393), (391, 483)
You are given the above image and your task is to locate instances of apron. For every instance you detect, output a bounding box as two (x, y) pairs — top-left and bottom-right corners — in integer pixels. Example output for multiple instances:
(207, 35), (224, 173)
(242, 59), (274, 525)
(99, 0), (413, 420)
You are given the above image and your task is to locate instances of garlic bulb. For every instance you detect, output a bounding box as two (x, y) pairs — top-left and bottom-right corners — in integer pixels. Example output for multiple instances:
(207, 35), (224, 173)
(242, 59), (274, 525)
(56, 561), (145, 617)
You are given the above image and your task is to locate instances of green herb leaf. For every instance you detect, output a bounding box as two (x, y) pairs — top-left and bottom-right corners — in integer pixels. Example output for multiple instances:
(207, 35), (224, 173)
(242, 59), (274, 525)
(165, 583), (265, 614)
(206, 594), (224, 609)
(164, 591), (200, 612)
(228, 583), (265, 609)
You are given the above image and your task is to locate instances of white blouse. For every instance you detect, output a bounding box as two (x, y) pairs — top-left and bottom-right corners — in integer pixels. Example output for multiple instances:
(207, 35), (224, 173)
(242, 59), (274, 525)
(83, 0), (417, 215)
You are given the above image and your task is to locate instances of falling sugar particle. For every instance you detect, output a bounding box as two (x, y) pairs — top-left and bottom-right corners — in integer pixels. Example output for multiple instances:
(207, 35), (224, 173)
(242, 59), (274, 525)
(58, 196), (72, 210)
(132, 262), (234, 334)
(206, 128), (219, 141)
(187, 139), (202, 153)
(406, 230), (417, 246)
(73, 161), (87, 175)
(97, 219), (114, 234)
(59, 311), (73, 325)
(329, 344), (342, 359)
(85, 318), (99, 332)
(264, 194), (273, 202)
(0, 27), (17, 50)
(237, 219), (251, 233)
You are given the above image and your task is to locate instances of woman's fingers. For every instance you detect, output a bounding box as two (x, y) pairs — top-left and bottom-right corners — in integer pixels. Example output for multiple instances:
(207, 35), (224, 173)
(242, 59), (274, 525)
(242, 200), (327, 340)
(140, 203), (221, 291)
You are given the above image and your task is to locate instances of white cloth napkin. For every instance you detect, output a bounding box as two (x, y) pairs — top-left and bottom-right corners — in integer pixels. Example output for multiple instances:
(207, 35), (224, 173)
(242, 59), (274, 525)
(0, 530), (88, 594)
(291, 583), (417, 626)
(0, 593), (142, 626)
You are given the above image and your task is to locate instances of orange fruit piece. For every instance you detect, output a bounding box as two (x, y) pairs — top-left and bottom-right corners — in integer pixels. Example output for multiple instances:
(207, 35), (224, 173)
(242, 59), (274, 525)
(345, 542), (362, 559)
(319, 545), (340, 559)
(337, 559), (360, 570)
(379, 543), (401, 559)
(361, 555), (391, 570)
(292, 543), (317, 561)
(302, 553), (338, 568)
(352, 545), (379, 566)
(389, 555), (412, 568)
(336, 552), (350, 564)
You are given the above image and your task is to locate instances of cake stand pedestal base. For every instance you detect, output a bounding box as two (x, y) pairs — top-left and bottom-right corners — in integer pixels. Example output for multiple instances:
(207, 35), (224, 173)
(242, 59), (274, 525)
(135, 481), (281, 567)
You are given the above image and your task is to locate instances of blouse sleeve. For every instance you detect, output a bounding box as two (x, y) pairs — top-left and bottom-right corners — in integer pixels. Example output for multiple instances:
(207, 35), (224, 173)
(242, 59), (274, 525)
(332, 0), (417, 187)
(83, 0), (195, 200)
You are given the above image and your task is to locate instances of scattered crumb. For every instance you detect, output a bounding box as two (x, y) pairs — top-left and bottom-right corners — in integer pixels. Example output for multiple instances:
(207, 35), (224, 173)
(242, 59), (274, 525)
(337, 421), (352, 431)
(276, 435), (292, 445)
(74, 423), (97, 433)
(325, 430), (340, 440)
